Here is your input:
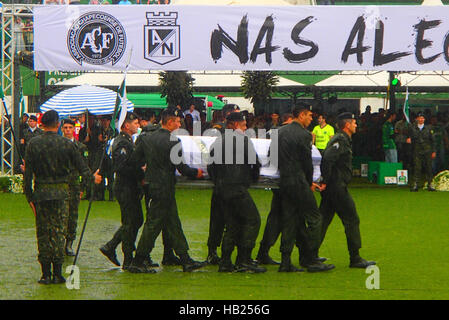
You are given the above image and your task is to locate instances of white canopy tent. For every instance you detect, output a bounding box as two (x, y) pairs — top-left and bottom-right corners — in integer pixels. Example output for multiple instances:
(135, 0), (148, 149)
(54, 71), (303, 113)
(55, 71), (304, 89)
(314, 71), (449, 88)
(421, 0), (444, 5)
(315, 71), (390, 87)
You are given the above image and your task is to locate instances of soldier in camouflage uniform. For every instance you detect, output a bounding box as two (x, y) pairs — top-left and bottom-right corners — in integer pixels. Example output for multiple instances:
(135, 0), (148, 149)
(319, 112), (376, 268)
(208, 112), (266, 273)
(128, 108), (206, 273)
(24, 110), (101, 285)
(61, 118), (89, 256)
(407, 112), (437, 192)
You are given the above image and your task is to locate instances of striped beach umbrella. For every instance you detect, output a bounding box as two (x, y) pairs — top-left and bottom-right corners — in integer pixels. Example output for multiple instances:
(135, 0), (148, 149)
(40, 84), (134, 117)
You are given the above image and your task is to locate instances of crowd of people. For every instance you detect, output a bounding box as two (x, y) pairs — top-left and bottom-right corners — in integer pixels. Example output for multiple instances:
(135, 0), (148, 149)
(19, 103), (449, 196)
(19, 100), (449, 284)
(20, 102), (381, 285)
(135, 104), (449, 177)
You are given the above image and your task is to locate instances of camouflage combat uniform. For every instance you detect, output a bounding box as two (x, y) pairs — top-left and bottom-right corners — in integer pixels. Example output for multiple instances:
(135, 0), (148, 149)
(67, 139), (89, 242)
(409, 123), (436, 187)
(24, 132), (93, 265)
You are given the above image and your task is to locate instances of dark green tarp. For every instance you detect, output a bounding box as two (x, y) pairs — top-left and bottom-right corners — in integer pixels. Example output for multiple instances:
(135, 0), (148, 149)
(126, 93), (225, 110)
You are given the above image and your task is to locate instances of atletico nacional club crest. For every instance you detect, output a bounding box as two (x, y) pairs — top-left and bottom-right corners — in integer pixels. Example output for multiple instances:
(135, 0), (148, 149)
(144, 12), (180, 65)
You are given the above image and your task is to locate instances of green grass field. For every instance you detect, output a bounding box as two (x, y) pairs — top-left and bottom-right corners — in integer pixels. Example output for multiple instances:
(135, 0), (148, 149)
(0, 185), (448, 300)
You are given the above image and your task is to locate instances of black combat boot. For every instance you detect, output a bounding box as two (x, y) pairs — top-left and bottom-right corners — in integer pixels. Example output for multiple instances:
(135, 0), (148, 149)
(349, 254), (376, 268)
(65, 239), (75, 257)
(52, 263), (66, 284)
(162, 249), (182, 266)
(410, 183), (419, 192)
(235, 247), (258, 266)
(278, 252), (302, 272)
(122, 254), (133, 271)
(38, 262), (52, 285)
(256, 245), (280, 265)
(300, 253), (335, 273)
(99, 244), (121, 266)
(180, 253), (207, 272)
(206, 247), (221, 265)
(218, 249), (234, 272)
(128, 255), (157, 274)
(235, 248), (266, 273)
(144, 255), (159, 268)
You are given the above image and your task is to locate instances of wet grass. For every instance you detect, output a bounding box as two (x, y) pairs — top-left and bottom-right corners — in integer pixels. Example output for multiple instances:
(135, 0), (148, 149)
(0, 186), (448, 300)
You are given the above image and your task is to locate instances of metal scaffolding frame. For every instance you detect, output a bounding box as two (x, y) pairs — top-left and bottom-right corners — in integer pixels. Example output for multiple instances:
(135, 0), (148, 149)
(1, 4), (34, 175)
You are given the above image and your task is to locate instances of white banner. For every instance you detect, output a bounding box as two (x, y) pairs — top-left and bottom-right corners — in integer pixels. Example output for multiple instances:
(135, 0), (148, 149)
(34, 5), (449, 71)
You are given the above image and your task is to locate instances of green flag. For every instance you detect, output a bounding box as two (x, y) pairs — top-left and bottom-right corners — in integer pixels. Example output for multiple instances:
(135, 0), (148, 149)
(111, 48), (132, 133)
(403, 86), (410, 123)
(111, 76), (126, 132)
(19, 86), (26, 117)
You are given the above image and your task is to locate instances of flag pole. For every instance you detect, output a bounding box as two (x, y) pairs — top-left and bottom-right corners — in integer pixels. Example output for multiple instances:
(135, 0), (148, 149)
(0, 86), (24, 163)
(403, 84), (410, 124)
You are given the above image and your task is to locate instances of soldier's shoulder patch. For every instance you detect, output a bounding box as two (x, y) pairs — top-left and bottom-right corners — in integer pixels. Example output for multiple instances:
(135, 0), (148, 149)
(120, 147), (127, 155)
(332, 142), (340, 149)
(83, 151), (89, 157)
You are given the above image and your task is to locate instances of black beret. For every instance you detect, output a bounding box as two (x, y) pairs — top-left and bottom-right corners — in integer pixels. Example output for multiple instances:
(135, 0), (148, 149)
(291, 105), (311, 117)
(41, 110), (59, 126)
(226, 112), (245, 122)
(29, 115), (38, 121)
(125, 112), (139, 121)
(337, 112), (355, 121)
(61, 118), (76, 126)
(162, 107), (181, 118)
(416, 112), (425, 118)
(222, 104), (240, 114)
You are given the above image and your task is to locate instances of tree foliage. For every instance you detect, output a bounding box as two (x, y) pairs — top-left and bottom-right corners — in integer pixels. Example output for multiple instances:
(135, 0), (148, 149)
(159, 71), (194, 110)
(241, 71), (279, 114)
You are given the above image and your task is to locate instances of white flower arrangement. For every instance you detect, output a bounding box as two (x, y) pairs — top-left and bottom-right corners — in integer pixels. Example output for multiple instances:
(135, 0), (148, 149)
(424, 170), (449, 191)
(0, 174), (24, 194)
